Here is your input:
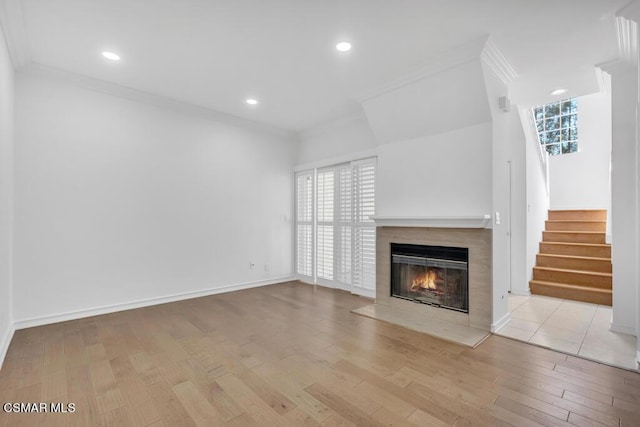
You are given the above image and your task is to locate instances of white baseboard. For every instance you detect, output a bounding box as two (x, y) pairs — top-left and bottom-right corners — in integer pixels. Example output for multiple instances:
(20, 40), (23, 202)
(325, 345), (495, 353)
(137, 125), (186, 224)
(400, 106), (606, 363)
(509, 288), (531, 297)
(637, 350), (640, 367)
(609, 321), (637, 336)
(491, 312), (512, 332)
(0, 323), (16, 371)
(14, 276), (295, 330)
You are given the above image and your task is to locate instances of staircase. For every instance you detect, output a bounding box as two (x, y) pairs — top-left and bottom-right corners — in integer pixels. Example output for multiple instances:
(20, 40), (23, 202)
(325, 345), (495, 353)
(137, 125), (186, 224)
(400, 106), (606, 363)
(529, 209), (612, 305)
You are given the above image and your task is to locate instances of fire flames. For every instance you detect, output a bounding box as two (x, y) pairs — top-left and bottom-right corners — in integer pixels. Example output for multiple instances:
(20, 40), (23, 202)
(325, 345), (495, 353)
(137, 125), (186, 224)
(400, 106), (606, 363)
(411, 269), (440, 292)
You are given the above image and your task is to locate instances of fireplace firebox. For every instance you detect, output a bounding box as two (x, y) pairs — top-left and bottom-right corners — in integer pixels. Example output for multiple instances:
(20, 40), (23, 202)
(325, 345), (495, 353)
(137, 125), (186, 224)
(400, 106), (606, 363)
(391, 243), (468, 313)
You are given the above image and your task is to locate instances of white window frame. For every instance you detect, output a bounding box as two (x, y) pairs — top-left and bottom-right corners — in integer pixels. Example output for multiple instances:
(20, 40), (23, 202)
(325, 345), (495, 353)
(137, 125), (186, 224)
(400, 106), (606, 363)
(533, 98), (578, 156)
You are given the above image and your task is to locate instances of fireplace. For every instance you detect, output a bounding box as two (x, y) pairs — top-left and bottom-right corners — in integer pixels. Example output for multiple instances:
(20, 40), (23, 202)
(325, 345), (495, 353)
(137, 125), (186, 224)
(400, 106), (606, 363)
(391, 243), (468, 313)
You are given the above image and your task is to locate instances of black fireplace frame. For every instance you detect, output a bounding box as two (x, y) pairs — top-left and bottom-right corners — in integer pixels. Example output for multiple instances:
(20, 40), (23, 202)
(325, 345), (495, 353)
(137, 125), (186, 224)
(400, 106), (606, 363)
(390, 243), (469, 313)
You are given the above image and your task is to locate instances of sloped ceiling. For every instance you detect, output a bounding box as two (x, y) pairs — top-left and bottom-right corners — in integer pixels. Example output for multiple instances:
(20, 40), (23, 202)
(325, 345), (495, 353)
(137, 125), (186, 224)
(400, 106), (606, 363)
(361, 38), (497, 145)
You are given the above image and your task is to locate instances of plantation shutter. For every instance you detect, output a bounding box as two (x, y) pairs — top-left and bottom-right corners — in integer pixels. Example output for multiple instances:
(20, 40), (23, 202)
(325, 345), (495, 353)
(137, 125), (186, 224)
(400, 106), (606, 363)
(352, 158), (376, 292)
(295, 171), (314, 278)
(295, 157), (376, 296)
(336, 164), (352, 285)
(316, 168), (335, 281)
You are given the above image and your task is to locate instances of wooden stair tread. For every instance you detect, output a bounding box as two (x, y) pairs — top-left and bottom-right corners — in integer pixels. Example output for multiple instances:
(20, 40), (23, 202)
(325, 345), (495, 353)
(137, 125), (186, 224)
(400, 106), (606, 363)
(533, 266), (611, 277)
(547, 210), (607, 220)
(541, 242), (610, 248)
(536, 253), (612, 273)
(540, 242), (611, 258)
(544, 231), (605, 235)
(549, 209), (607, 213)
(530, 280), (612, 305)
(537, 253), (611, 262)
(534, 209), (611, 304)
(546, 220), (606, 223)
(542, 231), (606, 244)
(529, 280), (612, 293)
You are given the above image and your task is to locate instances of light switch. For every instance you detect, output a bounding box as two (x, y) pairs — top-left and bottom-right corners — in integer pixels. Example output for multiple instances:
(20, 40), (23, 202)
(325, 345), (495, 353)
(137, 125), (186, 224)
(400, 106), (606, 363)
(495, 212), (501, 225)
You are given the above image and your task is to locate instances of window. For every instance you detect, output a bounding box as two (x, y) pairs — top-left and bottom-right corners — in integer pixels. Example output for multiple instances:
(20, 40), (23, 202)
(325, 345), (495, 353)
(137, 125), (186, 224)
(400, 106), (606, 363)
(295, 158), (376, 296)
(533, 98), (578, 156)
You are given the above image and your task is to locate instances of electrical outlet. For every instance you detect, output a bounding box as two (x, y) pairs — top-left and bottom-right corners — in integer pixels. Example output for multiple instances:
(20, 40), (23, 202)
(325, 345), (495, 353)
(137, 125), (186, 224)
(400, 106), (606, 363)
(250, 262), (255, 269)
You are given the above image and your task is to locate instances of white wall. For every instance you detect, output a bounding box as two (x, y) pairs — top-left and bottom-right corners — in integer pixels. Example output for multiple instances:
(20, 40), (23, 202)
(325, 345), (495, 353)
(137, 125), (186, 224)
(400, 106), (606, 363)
(376, 123), (493, 218)
(481, 61), (526, 329)
(508, 111), (529, 294)
(523, 107), (550, 291)
(0, 26), (15, 367)
(607, 64), (638, 335)
(13, 72), (296, 325)
(549, 91), (612, 210)
(296, 113), (377, 166)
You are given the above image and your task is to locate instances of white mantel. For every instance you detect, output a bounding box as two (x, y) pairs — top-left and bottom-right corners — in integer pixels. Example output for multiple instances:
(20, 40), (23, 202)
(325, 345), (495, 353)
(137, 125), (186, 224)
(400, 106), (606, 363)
(371, 215), (492, 229)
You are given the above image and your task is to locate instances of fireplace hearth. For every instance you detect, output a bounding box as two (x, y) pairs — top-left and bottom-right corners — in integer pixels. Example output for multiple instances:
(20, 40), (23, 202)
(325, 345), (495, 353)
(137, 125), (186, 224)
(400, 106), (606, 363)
(391, 243), (468, 313)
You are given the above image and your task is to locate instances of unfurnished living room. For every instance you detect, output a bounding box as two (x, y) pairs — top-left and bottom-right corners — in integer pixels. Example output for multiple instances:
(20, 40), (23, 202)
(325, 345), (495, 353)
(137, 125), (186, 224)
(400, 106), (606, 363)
(1, 0), (640, 426)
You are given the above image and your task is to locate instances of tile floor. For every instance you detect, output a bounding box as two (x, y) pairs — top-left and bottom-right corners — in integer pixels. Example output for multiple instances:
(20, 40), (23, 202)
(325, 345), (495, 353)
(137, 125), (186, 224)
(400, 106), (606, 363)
(495, 294), (639, 371)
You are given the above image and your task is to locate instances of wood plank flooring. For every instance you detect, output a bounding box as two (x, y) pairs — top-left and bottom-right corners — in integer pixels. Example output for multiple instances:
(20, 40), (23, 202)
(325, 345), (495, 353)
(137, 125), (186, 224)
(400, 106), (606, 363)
(1, 281), (639, 426)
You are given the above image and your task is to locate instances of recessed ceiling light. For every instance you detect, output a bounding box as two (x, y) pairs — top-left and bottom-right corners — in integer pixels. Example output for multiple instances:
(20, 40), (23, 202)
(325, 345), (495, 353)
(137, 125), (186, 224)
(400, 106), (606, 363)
(102, 51), (120, 61)
(336, 42), (352, 52)
(246, 98), (258, 105)
(550, 88), (566, 96)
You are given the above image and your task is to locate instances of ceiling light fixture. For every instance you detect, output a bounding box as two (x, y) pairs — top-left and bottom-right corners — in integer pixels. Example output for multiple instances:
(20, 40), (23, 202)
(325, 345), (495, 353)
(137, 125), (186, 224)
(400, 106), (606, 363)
(336, 42), (352, 52)
(102, 51), (120, 61)
(246, 98), (258, 105)
(550, 88), (566, 96)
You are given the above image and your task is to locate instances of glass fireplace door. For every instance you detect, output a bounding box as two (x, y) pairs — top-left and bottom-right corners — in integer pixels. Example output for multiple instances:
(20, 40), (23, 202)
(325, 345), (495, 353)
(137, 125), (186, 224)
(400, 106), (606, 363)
(390, 244), (468, 313)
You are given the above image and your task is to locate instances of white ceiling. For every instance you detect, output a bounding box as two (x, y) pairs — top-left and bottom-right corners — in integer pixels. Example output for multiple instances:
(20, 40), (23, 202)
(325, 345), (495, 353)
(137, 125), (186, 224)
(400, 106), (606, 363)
(0, 0), (629, 133)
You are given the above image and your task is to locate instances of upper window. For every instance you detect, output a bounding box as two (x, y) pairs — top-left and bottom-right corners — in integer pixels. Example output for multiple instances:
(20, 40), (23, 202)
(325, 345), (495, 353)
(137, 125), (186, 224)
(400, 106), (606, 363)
(533, 98), (578, 156)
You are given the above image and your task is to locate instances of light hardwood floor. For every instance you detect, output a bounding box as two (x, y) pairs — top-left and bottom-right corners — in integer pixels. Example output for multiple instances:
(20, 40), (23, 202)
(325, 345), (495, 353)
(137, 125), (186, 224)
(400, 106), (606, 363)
(1, 281), (639, 426)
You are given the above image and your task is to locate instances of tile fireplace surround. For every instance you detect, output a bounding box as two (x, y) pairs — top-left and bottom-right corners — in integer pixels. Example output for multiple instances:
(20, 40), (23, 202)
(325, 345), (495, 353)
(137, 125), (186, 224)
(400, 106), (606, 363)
(353, 223), (493, 346)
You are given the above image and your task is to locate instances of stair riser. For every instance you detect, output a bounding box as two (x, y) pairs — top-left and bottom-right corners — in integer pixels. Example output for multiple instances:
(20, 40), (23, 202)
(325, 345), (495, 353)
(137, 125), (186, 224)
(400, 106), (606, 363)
(542, 232), (606, 244)
(539, 243), (611, 258)
(532, 268), (611, 288)
(548, 210), (607, 221)
(545, 221), (606, 232)
(530, 282), (612, 305)
(536, 255), (612, 273)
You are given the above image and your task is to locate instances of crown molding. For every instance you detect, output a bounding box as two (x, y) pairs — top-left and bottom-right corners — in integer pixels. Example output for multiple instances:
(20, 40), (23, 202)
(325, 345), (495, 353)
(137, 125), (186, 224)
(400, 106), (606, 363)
(618, 0), (640, 23)
(0, 0), (31, 69)
(480, 38), (518, 84)
(356, 35), (490, 103)
(356, 35), (517, 103)
(594, 66), (612, 94)
(20, 63), (297, 142)
(615, 15), (639, 66)
(597, 58), (636, 75)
